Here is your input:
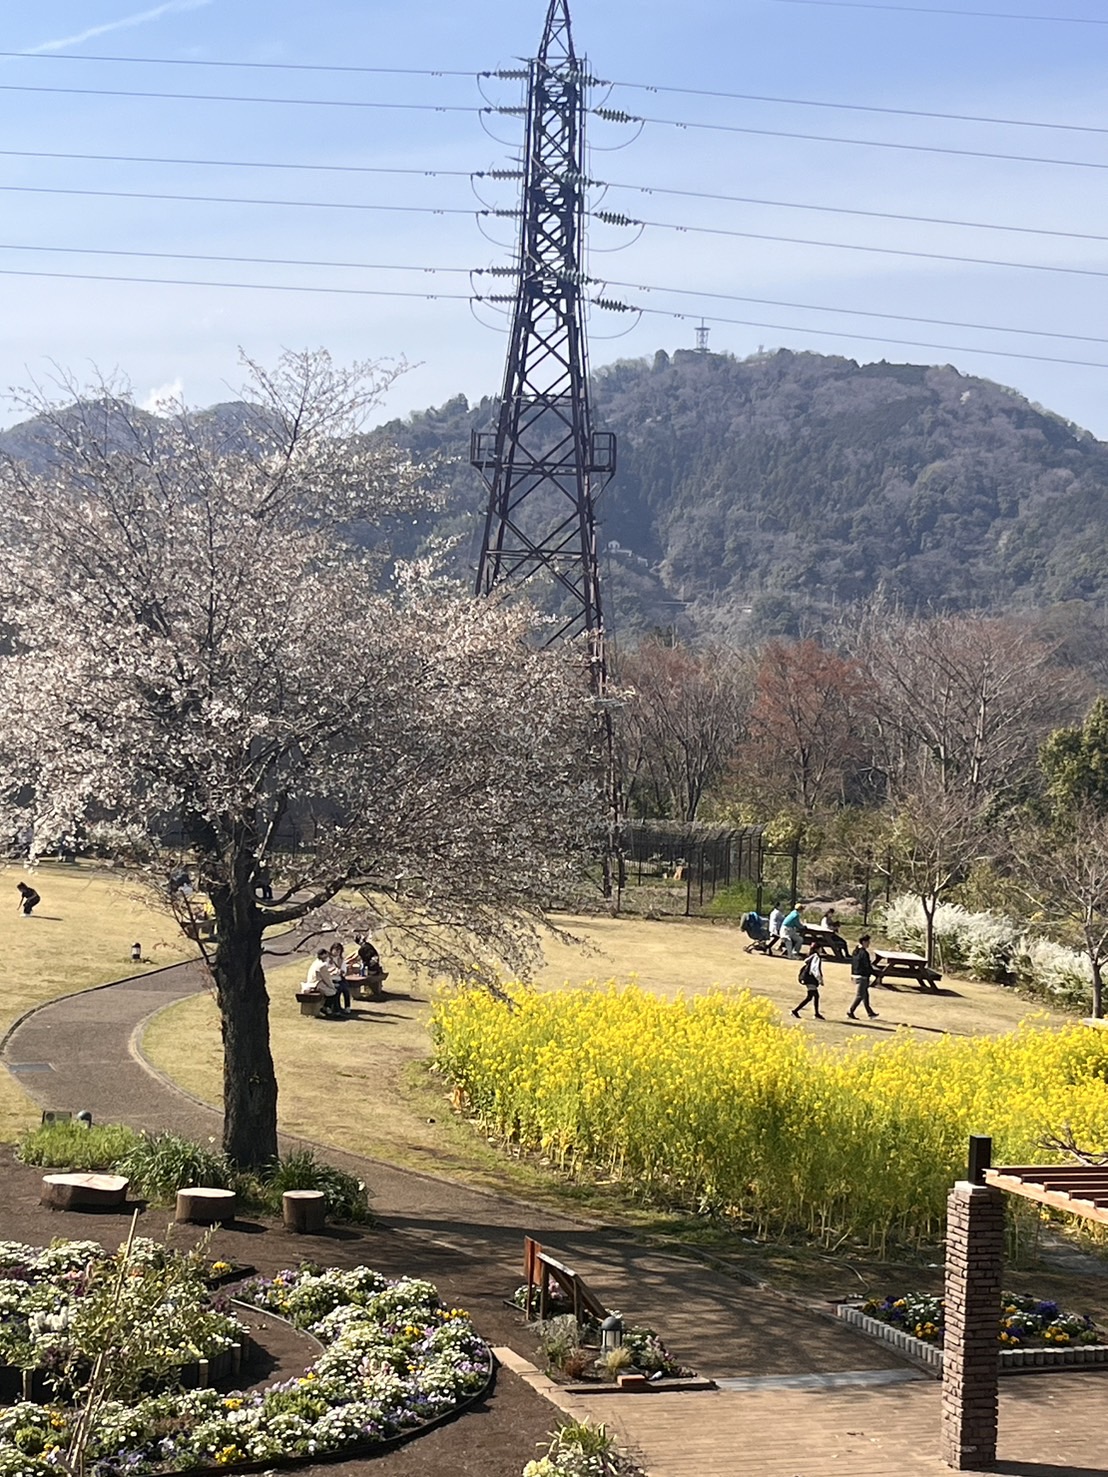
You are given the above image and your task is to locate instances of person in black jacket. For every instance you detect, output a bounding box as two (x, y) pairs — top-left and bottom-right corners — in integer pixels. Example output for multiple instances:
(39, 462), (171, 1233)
(847, 934), (880, 1020)
(16, 881), (40, 916)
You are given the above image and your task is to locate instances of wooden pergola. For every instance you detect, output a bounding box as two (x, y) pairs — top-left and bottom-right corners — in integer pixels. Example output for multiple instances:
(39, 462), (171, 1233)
(984, 1162), (1108, 1225)
(942, 1136), (1108, 1471)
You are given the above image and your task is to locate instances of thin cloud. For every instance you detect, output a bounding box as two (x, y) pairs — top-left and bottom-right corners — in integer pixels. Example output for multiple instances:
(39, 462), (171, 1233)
(25, 0), (213, 56)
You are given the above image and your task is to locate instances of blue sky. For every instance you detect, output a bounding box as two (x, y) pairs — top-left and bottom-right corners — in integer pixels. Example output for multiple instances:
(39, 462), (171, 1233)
(3, 1), (1108, 436)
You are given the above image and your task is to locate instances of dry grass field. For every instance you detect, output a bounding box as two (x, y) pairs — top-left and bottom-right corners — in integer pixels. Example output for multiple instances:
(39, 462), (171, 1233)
(0, 862), (193, 1139)
(140, 913), (1066, 1198)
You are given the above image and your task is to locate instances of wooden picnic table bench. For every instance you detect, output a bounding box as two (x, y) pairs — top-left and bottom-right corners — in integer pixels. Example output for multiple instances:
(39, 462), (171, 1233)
(873, 948), (942, 992)
(800, 923), (851, 961)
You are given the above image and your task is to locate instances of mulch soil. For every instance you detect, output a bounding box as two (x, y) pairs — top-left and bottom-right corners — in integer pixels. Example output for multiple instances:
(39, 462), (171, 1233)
(0, 1148), (562, 1477)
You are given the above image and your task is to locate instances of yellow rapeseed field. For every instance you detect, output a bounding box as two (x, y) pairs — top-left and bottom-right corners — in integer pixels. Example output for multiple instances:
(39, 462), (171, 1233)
(431, 983), (1108, 1247)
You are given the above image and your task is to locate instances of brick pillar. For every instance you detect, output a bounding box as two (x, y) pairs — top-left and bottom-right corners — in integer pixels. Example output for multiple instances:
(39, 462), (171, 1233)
(940, 1181), (1004, 1470)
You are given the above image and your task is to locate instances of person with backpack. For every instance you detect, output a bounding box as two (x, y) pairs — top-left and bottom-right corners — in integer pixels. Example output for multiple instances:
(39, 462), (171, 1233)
(791, 940), (825, 1019)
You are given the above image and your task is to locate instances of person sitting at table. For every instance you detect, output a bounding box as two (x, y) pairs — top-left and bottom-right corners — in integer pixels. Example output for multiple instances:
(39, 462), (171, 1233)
(767, 903), (786, 955)
(819, 908), (852, 962)
(740, 911), (773, 954)
(780, 905), (804, 959)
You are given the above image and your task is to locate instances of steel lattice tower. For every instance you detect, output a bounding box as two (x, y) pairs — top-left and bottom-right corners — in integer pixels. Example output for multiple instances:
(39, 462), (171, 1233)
(472, 0), (615, 676)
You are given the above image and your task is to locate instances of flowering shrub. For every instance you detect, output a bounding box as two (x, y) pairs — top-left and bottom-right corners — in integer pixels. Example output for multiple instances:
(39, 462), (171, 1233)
(862, 1292), (1103, 1348)
(0, 1259), (490, 1474)
(880, 896), (1093, 1005)
(433, 983), (1108, 1247)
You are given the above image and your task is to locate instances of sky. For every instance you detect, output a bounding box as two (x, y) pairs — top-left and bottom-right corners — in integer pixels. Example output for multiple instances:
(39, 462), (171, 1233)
(3, 0), (1108, 436)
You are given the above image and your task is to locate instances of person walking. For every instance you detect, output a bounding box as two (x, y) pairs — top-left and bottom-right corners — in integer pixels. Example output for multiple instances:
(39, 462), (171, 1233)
(780, 904), (804, 959)
(15, 881), (40, 916)
(847, 934), (880, 1020)
(791, 941), (825, 1019)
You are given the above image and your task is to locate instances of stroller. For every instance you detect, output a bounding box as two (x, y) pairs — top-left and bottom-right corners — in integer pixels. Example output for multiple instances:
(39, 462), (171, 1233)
(740, 911), (776, 955)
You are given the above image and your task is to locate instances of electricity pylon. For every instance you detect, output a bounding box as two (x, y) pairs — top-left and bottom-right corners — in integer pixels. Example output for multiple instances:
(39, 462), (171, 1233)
(471, 0), (615, 682)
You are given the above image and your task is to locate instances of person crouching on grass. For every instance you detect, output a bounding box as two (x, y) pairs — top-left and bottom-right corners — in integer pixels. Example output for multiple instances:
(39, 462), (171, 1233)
(16, 881), (40, 916)
(791, 940), (825, 1020)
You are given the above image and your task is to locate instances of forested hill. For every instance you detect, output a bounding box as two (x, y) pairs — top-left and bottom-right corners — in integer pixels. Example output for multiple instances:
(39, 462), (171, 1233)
(378, 348), (1108, 633)
(6, 348), (1108, 635)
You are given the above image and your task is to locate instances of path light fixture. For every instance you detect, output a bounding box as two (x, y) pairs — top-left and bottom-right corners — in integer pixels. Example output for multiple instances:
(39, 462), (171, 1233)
(600, 1314), (624, 1353)
(131, 942), (142, 963)
(75, 1110), (92, 1128)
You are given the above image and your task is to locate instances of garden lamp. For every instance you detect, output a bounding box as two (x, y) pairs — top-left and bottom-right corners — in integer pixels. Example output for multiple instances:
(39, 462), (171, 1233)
(600, 1315), (624, 1353)
(131, 942), (142, 963)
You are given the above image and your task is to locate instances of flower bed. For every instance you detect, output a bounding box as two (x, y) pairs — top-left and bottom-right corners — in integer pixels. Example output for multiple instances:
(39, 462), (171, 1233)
(839, 1293), (1108, 1374)
(0, 1237), (244, 1403)
(0, 1259), (493, 1476)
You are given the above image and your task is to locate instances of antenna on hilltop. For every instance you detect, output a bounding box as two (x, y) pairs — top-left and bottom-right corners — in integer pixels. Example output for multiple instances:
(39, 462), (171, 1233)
(695, 320), (710, 353)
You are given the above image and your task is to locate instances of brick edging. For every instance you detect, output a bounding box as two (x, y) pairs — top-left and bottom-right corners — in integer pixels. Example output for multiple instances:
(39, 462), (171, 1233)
(836, 1302), (1108, 1374)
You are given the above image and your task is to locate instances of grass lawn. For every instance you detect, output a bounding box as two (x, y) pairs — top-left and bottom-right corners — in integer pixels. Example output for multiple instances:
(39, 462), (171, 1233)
(0, 862), (194, 1139)
(141, 912), (1067, 1209)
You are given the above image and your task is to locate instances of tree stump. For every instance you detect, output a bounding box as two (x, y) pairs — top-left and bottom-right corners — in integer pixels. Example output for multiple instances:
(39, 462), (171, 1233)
(282, 1190), (327, 1233)
(175, 1187), (237, 1225)
(41, 1173), (129, 1211)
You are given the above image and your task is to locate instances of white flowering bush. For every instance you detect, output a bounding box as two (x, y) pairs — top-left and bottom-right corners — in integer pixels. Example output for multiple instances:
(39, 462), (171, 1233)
(881, 895), (1093, 1007)
(0, 1257), (491, 1474)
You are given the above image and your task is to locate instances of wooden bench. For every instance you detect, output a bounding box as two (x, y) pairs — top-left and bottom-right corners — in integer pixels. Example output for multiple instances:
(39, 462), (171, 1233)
(296, 991), (325, 1017)
(801, 924), (851, 961)
(874, 949), (942, 991)
(42, 1173), (129, 1211)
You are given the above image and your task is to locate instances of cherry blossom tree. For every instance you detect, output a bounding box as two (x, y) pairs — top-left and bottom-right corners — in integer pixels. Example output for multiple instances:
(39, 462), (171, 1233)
(0, 352), (599, 1166)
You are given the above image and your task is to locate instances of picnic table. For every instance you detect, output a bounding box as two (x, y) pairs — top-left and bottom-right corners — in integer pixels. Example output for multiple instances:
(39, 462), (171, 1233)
(800, 923), (850, 961)
(873, 948), (942, 992)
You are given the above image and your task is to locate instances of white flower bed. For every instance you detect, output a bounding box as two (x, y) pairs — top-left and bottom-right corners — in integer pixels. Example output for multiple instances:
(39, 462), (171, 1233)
(0, 1257), (492, 1477)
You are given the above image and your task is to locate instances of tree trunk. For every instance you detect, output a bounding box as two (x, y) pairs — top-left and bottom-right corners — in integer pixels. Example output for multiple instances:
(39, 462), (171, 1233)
(209, 882), (279, 1168)
(1092, 958), (1104, 1021)
(923, 896), (937, 968)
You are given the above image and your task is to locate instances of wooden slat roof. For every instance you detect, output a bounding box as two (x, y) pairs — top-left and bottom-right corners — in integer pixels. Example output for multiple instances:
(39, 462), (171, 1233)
(985, 1164), (1108, 1226)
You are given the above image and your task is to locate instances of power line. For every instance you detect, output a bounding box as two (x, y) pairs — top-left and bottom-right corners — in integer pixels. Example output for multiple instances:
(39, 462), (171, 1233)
(594, 108), (1108, 173)
(601, 179), (1108, 247)
(0, 235), (1099, 348)
(0, 264), (473, 301)
(0, 146), (475, 182)
(7, 49), (1099, 140)
(1, 144), (1103, 250)
(597, 276), (1108, 347)
(5, 179), (1104, 281)
(0, 50), (473, 77)
(602, 81), (1108, 138)
(0, 82), (480, 113)
(0, 259), (1102, 370)
(594, 209), (1108, 281)
(0, 183), (490, 218)
(770, 0), (1108, 22)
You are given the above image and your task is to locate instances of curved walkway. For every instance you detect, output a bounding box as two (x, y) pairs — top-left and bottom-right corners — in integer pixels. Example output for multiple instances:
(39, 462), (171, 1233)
(6, 965), (1107, 1475)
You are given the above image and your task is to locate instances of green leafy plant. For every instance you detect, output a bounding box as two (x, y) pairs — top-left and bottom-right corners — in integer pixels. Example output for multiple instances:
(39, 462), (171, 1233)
(535, 1314), (582, 1372)
(18, 1122), (141, 1170)
(114, 1131), (236, 1202)
(262, 1148), (371, 1223)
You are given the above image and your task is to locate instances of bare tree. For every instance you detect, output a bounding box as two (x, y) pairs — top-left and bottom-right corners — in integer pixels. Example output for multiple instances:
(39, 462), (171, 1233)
(614, 639), (751, 822)
(852, 610), (1067, 803)
(1015, 808), (1108, 1019)
(0, 352), (600, 1166)
(887, 761), (995, 967)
